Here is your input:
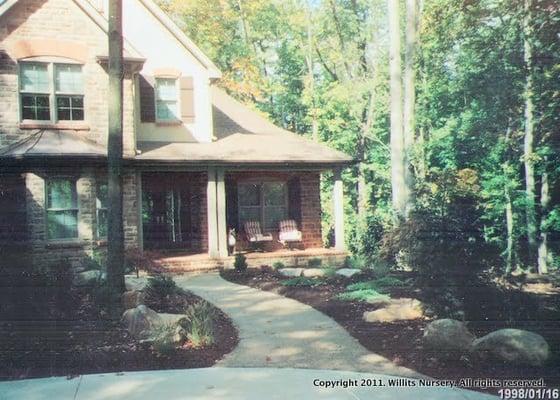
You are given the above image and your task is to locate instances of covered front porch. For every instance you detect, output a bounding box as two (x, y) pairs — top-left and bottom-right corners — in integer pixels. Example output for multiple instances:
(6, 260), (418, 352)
(138, 167), (347, 270)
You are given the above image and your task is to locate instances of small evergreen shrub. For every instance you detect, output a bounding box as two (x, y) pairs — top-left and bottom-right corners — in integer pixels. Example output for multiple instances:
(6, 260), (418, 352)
(234, 253), (248, 272)
(336, 288), (390, 303)
(181, 301), (216, 347)
(148, 324), (180, 355)
(307, 258), (322, 268)
(281, 277), (321, 287)
(272, 261), (285, 270)
(145, 274), (178, 307)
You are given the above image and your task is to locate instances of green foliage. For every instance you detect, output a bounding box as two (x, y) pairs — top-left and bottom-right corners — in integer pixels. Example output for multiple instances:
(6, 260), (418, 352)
(307, 258), (322, 268)
(336, 288), (390, 303)
(281, 277), (322, 287)
(144, 274), (178, 307)
(234, 253), (248, 272)
(181, 301), (216, 347)
(272, 261), (285, 270)
(346, 276), (406, 293)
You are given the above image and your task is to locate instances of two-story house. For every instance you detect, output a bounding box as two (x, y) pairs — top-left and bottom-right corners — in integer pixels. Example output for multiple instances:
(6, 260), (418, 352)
(0, 0), (352, 271)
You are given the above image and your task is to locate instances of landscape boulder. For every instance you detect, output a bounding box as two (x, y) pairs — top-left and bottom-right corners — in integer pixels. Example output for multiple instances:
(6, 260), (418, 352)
(278, 268), (303, 277)
(73, 270), (104, 286)
(122, 305), (164, 339)
(302, 268), (326, 278)
(335, 268), (361, 278)
(423, 319), (475, 355)
(472, 329), (549, 367)
(122, 290), (145, 309)
(363, 298), (424, 323)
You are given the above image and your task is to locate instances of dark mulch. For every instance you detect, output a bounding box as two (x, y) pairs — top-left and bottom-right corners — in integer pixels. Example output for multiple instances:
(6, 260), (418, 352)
(0, 281), (238, 381)
(221, 268), (560, 393)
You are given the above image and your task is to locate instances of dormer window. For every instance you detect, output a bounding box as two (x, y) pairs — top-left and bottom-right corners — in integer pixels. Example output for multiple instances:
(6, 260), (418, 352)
(19, 61), (84, 122)
(155, 77), (179, 122)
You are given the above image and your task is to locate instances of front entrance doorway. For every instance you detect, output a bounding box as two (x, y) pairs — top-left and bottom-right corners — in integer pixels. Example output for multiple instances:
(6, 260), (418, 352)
(142, 173), (198, 250)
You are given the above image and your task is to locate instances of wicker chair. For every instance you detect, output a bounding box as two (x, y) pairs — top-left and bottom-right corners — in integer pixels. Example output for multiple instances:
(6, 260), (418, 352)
(243, 220), (273, 250)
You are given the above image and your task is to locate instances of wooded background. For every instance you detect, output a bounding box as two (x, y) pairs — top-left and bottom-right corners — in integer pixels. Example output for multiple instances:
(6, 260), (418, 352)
(158, 0), (559, 275)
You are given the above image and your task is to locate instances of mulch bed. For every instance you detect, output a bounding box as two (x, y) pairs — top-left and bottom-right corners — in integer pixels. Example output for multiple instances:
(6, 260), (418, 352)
(221, 268), (560, 393)
(0, 283), (238, 381)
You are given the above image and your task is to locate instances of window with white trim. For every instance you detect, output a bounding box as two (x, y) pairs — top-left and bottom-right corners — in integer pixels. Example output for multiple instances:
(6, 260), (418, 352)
(46, 178), (78, 240)
(19, 62), (84, 122)
(238, 181), (288, 231)
(155, 77), (179, 121)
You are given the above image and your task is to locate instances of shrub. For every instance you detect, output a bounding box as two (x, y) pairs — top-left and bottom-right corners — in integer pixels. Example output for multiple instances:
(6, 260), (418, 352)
(343, 256), (366, 270)
(144, 274), (178, 307)
(307, 258), (322, 268)
(272, 261), (285, 270)
(281, 277), (322, 287)
(181, 301), (216, 347)
(234, 253), (248, 272)
(321, 265), (338, 278)
(336, 288), (390, 303)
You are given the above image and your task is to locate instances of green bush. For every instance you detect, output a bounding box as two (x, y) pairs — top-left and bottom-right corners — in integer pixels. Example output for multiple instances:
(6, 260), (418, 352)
(307, 258), (322, 268)
(281, 277), (322, 287)
(336, 288), (390, 303)
(346, 277), (406, 294)
(272, 261), (285, 270)
(181, 301), (216, 347)
(234, 253), (248, 272)
(145, 274), (178, 306)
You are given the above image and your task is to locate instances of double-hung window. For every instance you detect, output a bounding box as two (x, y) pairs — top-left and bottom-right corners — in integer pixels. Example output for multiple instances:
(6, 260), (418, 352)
(96, 181), (108, 238)
(19, 62), (84, 122)
(238, 181), (288, 231)
(46, 178), (79, 240)
(155, 78), (179, 121)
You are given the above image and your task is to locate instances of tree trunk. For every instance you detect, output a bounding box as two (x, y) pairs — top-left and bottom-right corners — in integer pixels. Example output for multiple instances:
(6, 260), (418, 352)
(523, 0), (538, 266)
(107, 0), (125, 306)
(403, 0), (417, 218)
(305, 4), (319, 142)
(388, 0), (406, 219)
(537, 166), (549, 274)
(504, 122), (515, 275)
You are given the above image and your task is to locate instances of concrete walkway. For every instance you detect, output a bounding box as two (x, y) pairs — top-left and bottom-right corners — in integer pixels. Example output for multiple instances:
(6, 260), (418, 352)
(0, 368), (497, 400)
(174, 273), (417, 377)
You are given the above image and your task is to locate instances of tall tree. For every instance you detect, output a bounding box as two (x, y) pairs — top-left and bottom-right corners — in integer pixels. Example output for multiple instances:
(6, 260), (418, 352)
(523, 0), (538, 267)
(403, 0), (418, 216)
(107, 0), (125, 305)
(388, 0), (406, 218)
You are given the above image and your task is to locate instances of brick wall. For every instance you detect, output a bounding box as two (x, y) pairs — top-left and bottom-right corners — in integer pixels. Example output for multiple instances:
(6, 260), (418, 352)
(0, 0), (135, 155)
(299, 172), (323, 248)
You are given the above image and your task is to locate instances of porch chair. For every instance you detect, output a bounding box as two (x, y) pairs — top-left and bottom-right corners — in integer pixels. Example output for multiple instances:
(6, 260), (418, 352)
(243, 220), (273, 251)
(278, 219), (302, 249)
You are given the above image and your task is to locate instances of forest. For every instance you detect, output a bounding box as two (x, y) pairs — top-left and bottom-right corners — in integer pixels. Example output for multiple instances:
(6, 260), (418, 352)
(158, 0), (560, 276)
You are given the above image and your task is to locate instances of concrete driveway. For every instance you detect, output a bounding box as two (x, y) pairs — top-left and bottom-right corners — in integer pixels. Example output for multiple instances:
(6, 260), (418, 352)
(0, 368), (497, 400)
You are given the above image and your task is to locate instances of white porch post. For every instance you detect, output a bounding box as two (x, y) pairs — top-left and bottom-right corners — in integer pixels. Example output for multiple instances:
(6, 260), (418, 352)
(216, 168), (228, 258)
(333, 168), (346, 251)
(207, 167), (219, 258)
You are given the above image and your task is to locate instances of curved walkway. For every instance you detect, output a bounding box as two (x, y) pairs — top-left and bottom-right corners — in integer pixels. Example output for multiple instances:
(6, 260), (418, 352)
(174, 273), (418, 377)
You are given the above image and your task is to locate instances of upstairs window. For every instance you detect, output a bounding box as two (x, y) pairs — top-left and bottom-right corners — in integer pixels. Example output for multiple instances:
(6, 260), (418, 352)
(19, 62), (84, 122)
(155, 78), (179, 121)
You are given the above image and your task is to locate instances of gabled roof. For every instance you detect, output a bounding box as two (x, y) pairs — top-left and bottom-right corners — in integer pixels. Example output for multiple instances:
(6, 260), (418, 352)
(0, 130), (106, 159)
(135, 87), (353, 167)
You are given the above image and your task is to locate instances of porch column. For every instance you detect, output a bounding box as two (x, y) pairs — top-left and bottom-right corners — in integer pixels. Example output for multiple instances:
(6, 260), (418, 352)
(333, 168), (346, 251)
(207, 167), (219, 258)
(216, 168), (228, 258)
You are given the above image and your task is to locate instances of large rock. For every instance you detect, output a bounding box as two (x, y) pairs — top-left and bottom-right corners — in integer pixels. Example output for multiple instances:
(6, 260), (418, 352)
(335, 268), (361, 278)
(423, 319), (475, 354)
(363, 298), (424, 323)
(122, 290), (145, 309)
(73, 270), (103, 286)
(122, 305), (163, 339)
(279, 268), (303, 277)
(302, 268), (325, 278)
(472, 329), (549, 367)
(125, 276), (148, 291)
